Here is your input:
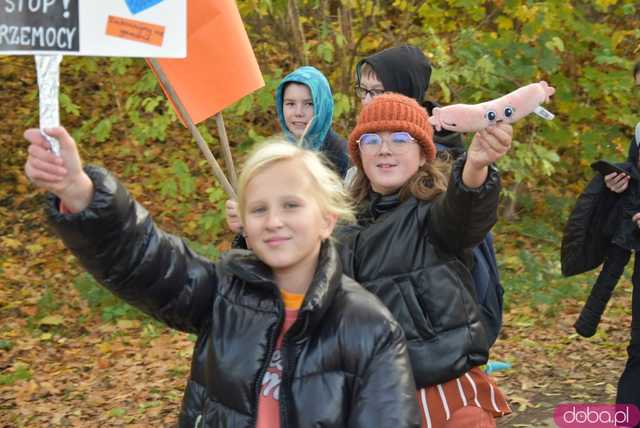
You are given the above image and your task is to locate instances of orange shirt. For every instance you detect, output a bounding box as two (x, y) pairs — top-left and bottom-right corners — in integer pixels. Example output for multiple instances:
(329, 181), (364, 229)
(255, 289), (304, 428)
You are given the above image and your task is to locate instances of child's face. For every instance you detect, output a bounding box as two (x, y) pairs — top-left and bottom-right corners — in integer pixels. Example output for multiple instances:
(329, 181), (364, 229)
(357, 72), (385, 106)
(359, 131), (425, 195)
(243, 159), (335, 278)
(283, 83), (314, 139)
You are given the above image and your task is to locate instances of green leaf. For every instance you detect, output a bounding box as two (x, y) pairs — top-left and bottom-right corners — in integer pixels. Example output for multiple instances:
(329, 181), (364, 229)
(92, 118), (113, 143)
(109, 408), (126, 417)
(0, 364), (31, 385)
(59, 93), (81, 116)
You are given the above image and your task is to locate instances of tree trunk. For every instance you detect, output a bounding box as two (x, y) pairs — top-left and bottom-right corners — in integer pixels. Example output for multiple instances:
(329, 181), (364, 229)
(287, 0), (308, 65)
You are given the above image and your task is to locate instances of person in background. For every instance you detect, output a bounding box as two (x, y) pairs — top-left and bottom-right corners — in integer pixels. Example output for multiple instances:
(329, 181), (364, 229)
(575, 60), (640, 408)
(353, 45), (504, 346)
(276, 65), (350, 177)
(225, 65), (351, 234)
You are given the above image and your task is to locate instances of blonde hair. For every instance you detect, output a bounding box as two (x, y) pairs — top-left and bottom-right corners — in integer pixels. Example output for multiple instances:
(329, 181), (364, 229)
(350, 155), (452, 205)
(237, 138), (356, 224)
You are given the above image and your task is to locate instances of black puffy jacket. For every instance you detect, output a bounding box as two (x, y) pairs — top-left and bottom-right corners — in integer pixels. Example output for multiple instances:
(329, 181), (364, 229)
(337, 156), (500, 387)
(561, 174), (619, 277)
(611, 135), (640, 251)
(562, 135), (640, 276)
(46, 166), (420, 428)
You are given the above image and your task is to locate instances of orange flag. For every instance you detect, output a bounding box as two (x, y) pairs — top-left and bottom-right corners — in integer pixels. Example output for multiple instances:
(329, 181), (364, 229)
(149, 0), (264, 125)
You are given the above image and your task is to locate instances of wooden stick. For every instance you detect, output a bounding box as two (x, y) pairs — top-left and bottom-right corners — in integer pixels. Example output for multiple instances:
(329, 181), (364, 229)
(214, 112), (238, 190)
(148, 59), (236, 199)
(297, 116), (314, 146)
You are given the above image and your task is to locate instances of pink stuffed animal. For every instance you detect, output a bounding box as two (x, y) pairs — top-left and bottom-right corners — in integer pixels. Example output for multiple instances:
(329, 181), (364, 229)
(428, 81), (556, 133)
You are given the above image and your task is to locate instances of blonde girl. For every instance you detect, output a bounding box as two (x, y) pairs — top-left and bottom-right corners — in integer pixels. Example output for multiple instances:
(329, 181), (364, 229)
(24, 128), (420, 428)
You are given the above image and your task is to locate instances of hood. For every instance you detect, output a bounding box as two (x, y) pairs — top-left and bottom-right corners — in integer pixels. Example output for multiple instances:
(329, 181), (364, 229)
(356, 45), (432, 103)
(275, 66), (334, 150)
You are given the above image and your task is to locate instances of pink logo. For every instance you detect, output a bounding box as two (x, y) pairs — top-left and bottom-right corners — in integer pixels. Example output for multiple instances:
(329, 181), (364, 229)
(554, 404), (640, 427)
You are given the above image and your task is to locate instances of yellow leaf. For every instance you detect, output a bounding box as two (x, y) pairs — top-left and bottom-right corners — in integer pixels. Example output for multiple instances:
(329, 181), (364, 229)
(117, 319), (141, 330)
(97, 342), (112, 353)
(2, 237), (22, 249)
(38, 315), (64, 326)
(496, 16), (513, 31)
(509, 394), (534, 412)
(594, 0), (619, 11)
(26, 244), (43, 254)
(611, 30), (631, 49)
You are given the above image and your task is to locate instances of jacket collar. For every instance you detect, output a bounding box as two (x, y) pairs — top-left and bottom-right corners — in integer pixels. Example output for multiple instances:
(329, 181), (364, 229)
(219, 241), (342, 339)
(358, 190), (402, 224)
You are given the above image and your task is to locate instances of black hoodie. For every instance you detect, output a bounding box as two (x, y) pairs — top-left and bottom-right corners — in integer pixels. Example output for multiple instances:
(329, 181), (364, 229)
(356, 45), (465, 154)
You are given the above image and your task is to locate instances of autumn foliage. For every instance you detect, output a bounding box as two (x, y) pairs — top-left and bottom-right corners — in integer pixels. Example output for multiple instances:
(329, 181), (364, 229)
(1, 1), (639, 425)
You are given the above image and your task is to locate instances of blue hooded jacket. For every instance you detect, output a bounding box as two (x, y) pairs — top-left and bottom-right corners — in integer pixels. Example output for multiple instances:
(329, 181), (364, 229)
(275, 66), (349, 176)
(275, 66), (334, 151)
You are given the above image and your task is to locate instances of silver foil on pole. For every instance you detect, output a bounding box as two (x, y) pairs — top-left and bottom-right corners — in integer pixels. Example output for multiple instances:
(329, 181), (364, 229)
(35, 55), (63, 156)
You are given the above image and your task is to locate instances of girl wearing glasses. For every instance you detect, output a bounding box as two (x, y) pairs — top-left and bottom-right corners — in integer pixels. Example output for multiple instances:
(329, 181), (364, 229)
(339, 93), (513, 428)
(353, 45), (505, 350)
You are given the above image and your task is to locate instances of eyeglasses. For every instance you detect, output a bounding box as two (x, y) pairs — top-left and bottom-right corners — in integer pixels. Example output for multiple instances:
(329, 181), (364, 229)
(357, 132), (416, 154)
(354, 85), (386, 100)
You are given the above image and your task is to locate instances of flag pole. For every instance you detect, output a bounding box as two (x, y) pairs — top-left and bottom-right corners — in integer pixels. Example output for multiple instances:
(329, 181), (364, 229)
(214, 112), (238, 189)
(149, 58), (236, 199)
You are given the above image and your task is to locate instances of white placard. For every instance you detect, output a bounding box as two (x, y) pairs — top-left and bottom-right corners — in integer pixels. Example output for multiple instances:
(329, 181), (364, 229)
(0, 0), (186, 58)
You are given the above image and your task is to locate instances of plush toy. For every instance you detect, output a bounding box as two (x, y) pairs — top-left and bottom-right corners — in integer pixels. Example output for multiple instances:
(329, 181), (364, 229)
(429, 81), (556, 133)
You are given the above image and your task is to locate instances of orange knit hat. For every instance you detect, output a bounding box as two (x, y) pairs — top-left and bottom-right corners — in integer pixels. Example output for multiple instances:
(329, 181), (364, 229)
(348, 93), (435, 168)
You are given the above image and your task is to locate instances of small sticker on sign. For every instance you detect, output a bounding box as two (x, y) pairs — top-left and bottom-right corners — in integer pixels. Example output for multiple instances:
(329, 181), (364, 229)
(125, 0), (166, 15)
(534, 106), (555, 120)
(105, 16), (165, 46)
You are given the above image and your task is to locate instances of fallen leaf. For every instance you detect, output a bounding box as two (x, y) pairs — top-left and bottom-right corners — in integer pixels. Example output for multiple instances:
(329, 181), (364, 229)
(38, 315), (65, 326)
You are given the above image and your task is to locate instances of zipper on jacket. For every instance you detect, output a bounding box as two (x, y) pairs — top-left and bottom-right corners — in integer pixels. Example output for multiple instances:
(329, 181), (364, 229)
(278, 337), (299, 428)
(278, 310), (308, 428)
(251, 298), (284, 428)
(194, 414), (203, 428)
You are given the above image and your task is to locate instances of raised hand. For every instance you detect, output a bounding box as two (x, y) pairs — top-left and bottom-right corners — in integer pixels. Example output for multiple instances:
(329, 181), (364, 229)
(24, 127), (94, 213)
(463, 123), (513, 188)
(225, 199), (243, 233)
(467, 123), (513, 168)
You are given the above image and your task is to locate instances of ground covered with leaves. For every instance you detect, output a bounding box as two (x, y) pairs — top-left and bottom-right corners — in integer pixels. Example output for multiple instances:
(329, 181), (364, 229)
(1, 186), (634, 427)
(1, 126), (635, 427)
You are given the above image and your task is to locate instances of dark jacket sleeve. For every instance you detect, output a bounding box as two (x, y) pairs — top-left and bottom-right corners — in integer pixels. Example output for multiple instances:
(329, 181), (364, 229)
(428, 154), (501, 254)
(45, 166), (217, 334)
(561, 174), (621, 276)
(349, 318), (421, 428)
(321, 129), (351, 178)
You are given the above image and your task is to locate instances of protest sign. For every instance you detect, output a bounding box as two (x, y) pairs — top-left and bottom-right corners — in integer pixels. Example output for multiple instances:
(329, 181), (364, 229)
(0, 0), (186, 57)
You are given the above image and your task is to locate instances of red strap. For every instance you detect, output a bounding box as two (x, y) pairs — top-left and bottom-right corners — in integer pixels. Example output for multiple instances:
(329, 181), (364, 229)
(59, 201), (71, 214)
